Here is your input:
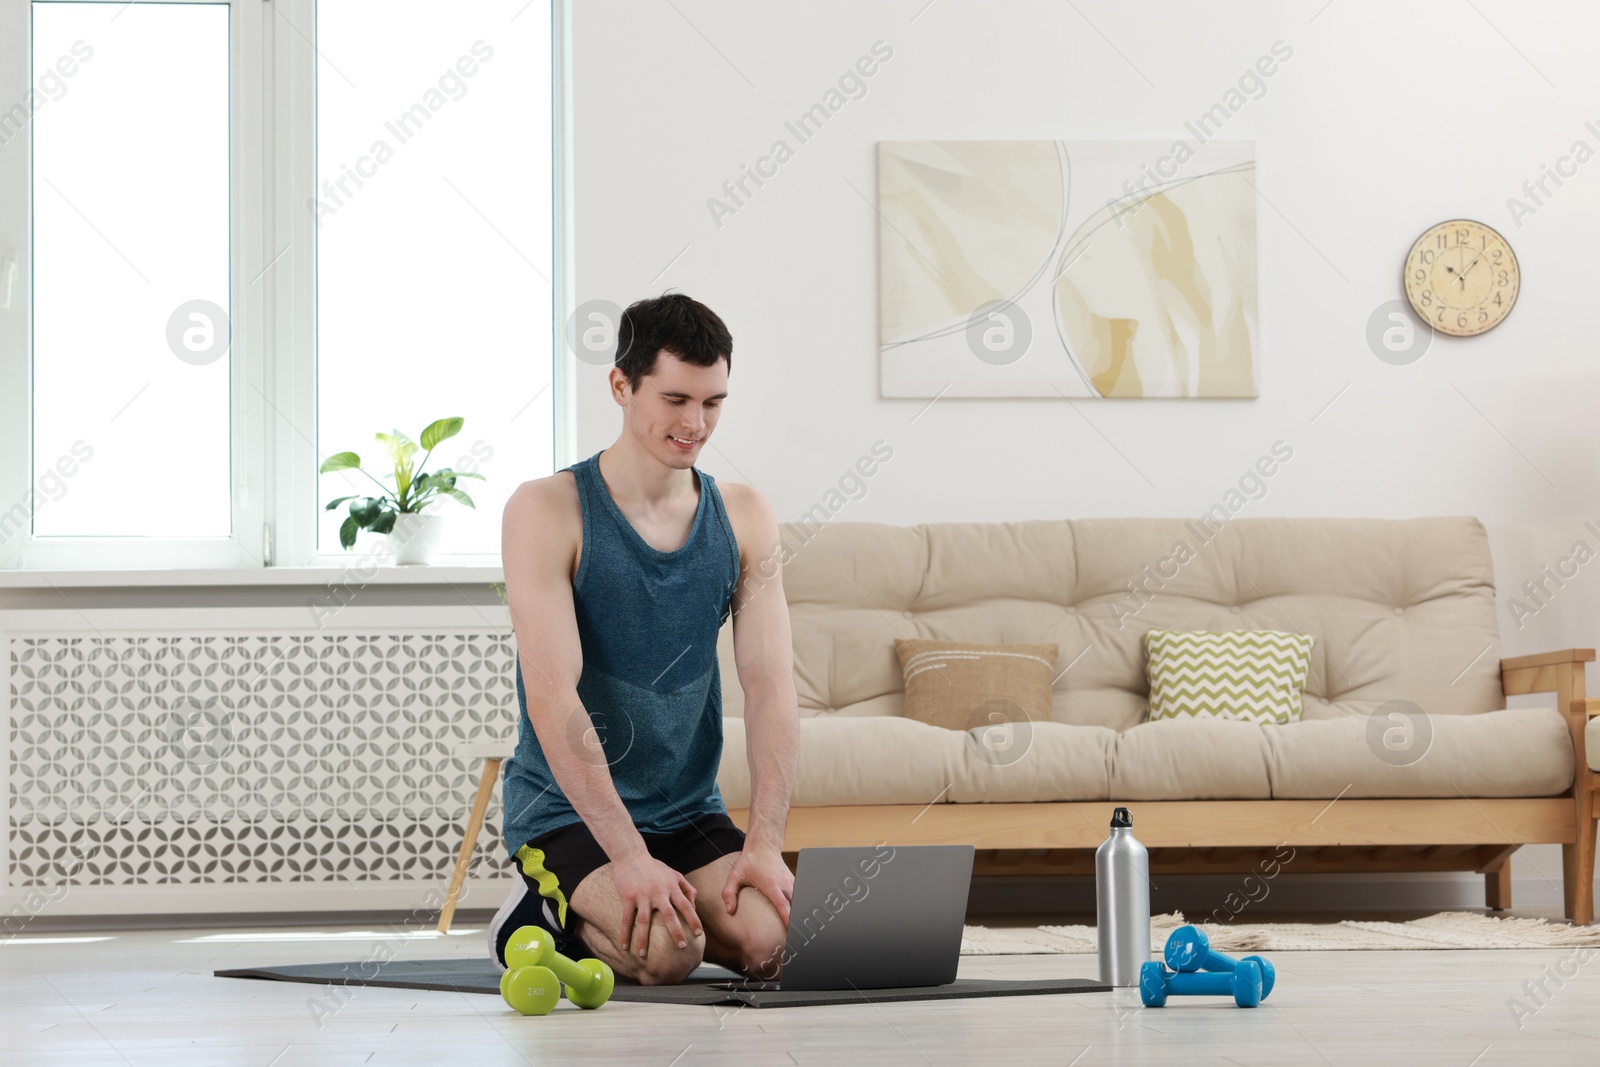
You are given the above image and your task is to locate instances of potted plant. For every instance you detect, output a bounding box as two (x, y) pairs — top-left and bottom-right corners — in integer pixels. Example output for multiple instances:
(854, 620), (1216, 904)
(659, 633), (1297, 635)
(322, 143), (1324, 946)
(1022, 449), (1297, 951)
(319, 417), (483, 565)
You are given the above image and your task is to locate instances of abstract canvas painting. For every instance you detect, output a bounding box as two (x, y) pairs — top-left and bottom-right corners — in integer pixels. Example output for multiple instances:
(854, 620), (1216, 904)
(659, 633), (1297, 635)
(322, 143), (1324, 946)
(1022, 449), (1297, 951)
(877, 140), (1258, 398)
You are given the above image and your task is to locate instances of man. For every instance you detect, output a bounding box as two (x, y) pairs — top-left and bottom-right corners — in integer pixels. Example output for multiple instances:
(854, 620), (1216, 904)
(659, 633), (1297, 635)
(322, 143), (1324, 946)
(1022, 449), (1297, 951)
(490, 292), (800, 985)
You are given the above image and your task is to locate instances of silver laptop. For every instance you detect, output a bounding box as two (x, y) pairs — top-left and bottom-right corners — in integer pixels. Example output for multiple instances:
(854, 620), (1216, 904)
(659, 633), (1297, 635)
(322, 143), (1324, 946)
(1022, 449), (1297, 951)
(714, 844), (975, 992)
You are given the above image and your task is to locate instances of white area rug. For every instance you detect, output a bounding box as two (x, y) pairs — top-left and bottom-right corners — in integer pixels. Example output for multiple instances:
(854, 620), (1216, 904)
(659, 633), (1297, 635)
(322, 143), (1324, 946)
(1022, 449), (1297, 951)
(959, 911), (1600, 954)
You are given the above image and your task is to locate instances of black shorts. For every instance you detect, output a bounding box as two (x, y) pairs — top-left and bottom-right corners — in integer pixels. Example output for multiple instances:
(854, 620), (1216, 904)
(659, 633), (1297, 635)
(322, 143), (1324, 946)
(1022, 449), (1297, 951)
(489, 810), (745, 968)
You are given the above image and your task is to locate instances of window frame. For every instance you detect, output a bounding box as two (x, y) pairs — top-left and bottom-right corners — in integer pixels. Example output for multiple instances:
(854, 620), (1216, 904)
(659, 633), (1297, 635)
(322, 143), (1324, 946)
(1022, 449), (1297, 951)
(0, 0), (571, 572)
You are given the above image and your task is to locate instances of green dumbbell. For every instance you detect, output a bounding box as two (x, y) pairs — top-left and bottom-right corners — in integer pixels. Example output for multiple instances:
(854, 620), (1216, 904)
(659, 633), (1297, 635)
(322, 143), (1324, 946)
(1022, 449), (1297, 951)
(501, 961), (561, 1016)
(504, 925), (616, 1011)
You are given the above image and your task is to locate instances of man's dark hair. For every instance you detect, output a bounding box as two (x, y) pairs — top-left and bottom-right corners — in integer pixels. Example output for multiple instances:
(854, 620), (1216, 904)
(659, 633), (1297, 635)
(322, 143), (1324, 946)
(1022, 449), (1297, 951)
(614, 292), (732, 394)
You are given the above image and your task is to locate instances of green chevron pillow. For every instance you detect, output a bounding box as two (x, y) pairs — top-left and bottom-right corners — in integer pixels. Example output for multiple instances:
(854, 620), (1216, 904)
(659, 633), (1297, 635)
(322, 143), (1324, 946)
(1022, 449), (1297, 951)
(1143, 628), (1315, 726)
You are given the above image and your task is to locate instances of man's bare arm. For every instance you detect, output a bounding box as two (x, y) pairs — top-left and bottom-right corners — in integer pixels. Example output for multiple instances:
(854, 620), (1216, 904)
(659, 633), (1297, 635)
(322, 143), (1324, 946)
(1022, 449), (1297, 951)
(502, 480), (646, 864)
(729, 487), (800, 856)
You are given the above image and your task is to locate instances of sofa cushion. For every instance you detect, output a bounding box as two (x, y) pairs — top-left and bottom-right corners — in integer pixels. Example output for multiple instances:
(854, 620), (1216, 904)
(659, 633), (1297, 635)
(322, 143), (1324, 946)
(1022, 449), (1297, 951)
(717, 715), (956, 809)
(1110, 717), (1274, 799)
(946, 720), (1116, 802)
(1588, 715), (1599, 772)
(1263, 706), (1574, 798)
(894, 639), (1058, 730)
(1144, 628), (1313, 726)
(758, 516), (1505, 733)
(716, 715), (1116, 807)
(717, 707), (1572, 806)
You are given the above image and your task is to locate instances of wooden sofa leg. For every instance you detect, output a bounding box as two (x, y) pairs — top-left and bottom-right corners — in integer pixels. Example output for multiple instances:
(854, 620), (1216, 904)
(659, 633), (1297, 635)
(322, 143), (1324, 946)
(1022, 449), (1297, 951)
(1565, 831), (1596, 926)
(1485, 862), (1513, 911)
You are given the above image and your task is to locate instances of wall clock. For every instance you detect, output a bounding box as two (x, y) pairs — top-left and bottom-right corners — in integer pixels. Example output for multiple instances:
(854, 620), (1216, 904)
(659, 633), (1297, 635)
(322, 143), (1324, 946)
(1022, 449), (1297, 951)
(1402, 219), (1519, 337)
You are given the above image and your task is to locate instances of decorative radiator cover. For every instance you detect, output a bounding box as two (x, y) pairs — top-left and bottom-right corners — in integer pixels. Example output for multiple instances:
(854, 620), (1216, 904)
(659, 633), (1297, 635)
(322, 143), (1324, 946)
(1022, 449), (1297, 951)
(7, 616), (518, 897)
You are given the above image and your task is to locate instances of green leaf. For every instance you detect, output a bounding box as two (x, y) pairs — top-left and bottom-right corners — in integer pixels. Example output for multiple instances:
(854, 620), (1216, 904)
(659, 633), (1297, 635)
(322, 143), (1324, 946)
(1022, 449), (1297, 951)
(370, 510), (398, 534)
(350, 499), (382, 526)
(419, 417), (464, 451)
(338, 515), (359, 549)
(429, 468), (485, 481)
(381, 431), (417, 504)
(441, 487), (476, 509)
(375, 431), (418, 466)
(320, 452), (362, 473)
(324, 495), (363, 511)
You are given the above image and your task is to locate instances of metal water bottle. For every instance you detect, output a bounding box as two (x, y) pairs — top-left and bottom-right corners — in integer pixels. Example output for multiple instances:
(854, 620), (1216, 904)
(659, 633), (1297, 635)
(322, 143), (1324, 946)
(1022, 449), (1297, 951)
(1096, 806), (1150, 987)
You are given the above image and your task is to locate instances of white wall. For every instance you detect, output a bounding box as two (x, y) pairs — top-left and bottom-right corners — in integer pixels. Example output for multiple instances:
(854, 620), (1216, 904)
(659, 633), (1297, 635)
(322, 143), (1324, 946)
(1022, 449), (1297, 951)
(573, 0), (1600, 909)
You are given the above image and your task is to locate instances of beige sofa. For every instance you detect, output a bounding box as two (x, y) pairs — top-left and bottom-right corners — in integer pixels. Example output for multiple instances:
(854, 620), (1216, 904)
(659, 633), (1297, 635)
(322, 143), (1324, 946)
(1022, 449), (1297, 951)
(713, 516), (1597, 924)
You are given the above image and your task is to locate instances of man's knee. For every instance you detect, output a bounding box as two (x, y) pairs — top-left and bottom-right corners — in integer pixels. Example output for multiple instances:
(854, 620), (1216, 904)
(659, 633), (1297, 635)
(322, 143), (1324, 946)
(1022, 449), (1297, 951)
(740, 929), (786, 981)
(726, 909), (787, 980)
(636, 923), (705, 986)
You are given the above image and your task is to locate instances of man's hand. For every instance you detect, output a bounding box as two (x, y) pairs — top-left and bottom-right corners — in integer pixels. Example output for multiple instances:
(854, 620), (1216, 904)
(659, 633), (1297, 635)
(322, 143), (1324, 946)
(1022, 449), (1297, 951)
(611, 853), (704, 956)
(722, 846), (794, 927)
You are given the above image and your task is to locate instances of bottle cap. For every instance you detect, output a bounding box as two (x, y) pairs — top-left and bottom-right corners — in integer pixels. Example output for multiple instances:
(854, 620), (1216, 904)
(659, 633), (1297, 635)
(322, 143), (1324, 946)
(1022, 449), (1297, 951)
(1110, 807), (1132, 828)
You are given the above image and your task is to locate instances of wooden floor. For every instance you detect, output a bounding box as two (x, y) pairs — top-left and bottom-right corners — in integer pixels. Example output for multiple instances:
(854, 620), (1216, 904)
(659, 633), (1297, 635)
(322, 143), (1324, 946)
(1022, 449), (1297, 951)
(4, 913), (1597, 1066)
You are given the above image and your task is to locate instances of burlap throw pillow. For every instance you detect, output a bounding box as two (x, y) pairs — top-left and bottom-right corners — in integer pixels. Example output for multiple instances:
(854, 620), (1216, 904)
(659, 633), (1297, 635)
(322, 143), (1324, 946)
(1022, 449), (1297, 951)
(893, 639), (1059, 730)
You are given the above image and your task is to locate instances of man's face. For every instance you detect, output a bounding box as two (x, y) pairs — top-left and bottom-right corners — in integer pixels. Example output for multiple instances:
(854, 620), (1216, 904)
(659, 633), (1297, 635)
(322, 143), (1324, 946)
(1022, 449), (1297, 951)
(613, 350), (728, 468)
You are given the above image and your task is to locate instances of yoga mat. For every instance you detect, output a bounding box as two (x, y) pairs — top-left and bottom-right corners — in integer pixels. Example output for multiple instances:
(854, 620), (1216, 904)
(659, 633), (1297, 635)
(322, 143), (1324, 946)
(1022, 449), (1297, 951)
(215, 958), (1109, 1007)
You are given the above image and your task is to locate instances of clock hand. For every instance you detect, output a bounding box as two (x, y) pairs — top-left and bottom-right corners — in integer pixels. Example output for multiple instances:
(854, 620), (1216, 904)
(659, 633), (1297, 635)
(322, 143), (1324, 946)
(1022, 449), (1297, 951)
(1455, 248), (1488, 287)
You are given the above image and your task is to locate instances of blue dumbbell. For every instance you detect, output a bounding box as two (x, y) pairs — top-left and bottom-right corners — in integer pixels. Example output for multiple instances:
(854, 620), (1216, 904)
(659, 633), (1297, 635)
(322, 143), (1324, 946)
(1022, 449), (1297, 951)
(1140, 959), (1262, 1008)
(1163, 925), (1276, 999)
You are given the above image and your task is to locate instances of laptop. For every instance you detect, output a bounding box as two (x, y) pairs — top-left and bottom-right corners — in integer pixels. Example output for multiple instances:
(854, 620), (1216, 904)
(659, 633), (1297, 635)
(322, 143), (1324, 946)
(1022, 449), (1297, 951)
(712, 844), (975, 992)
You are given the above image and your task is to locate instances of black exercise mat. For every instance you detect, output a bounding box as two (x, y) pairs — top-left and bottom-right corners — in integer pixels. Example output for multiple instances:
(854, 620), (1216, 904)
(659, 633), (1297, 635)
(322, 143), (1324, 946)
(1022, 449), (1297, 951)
(215, 958), (1109, 1007)
(214, 958), (741, 996)
(588, 976), (1110, 1008)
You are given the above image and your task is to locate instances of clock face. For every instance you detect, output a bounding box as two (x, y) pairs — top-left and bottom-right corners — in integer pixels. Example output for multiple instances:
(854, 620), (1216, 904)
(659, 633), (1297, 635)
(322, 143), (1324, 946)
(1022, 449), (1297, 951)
(1403, 219), (1519, 337)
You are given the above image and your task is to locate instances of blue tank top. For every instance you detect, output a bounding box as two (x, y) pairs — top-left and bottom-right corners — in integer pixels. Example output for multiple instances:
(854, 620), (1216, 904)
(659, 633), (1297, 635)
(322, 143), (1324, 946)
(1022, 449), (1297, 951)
(501, 449), (741, 851)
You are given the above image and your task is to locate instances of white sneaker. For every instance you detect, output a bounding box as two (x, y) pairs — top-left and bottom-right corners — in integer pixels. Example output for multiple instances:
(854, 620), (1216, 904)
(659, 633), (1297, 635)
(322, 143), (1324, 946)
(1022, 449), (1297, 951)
(486, 879), (530, 973)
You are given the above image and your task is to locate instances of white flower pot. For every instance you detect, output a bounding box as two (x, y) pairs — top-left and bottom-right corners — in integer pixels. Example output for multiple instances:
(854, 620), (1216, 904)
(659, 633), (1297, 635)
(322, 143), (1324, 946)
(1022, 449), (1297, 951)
(387, 513), (445, 565)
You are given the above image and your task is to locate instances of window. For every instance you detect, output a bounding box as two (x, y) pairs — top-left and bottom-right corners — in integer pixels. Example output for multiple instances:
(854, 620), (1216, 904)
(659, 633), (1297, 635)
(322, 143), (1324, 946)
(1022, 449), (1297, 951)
(315, 1), (552, 557)
(30, 2), (232, 541)
(0, 0), (567, 570)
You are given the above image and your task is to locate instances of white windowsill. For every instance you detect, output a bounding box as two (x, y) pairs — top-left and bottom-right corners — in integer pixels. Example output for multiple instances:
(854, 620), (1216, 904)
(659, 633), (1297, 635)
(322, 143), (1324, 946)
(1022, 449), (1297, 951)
(0, 562), (505, 589)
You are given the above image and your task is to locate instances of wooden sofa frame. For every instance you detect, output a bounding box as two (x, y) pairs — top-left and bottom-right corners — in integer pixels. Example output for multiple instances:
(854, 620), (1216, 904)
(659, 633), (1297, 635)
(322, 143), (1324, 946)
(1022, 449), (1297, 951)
(732, 648), (1598, 925)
